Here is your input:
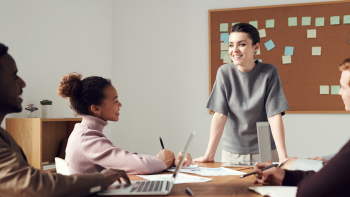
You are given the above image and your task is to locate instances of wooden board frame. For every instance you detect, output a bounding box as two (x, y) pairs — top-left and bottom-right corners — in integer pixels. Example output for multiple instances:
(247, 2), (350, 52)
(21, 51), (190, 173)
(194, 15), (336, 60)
(208, 1), (350, 114)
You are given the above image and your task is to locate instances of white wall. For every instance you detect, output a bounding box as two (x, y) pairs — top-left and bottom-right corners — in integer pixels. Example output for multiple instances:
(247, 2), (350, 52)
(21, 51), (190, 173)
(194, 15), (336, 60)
(0, 0), (113, 138)
(1, 0), (348, 162)
(111, 0), (349, 161)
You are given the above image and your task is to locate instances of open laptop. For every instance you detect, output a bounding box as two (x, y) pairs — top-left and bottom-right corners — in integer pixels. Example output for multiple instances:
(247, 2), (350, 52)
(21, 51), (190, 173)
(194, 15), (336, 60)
(256, 122), (272, 163)
(98, 130), (196, 196)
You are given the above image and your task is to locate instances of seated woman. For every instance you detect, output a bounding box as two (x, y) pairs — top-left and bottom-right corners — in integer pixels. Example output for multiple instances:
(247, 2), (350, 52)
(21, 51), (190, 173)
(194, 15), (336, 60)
(57, 73), (191, 175)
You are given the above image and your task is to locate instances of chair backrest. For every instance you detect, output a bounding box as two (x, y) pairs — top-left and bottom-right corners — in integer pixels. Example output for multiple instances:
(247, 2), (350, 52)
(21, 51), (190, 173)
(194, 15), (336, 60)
(55, 157), (70, 175)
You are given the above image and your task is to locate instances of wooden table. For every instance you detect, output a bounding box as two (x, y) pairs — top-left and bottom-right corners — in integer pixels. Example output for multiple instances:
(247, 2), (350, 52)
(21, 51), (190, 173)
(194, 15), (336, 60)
(93, 162), (262, 197)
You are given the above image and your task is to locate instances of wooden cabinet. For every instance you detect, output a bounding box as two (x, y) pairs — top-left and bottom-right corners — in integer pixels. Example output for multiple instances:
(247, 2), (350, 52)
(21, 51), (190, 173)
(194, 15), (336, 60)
(6, 118), (81, 171)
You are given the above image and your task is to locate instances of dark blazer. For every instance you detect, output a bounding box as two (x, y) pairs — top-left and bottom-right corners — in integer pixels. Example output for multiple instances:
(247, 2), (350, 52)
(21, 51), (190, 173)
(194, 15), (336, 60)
(0, 127), (106, 197)
(283, 139), (350, 197)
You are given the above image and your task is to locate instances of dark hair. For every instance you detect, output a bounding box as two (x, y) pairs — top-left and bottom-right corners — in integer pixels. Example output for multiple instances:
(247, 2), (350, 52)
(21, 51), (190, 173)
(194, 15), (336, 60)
(57, 72), (112, 115)
(0, 43), (9, 70)
(230, 23), (260, 45)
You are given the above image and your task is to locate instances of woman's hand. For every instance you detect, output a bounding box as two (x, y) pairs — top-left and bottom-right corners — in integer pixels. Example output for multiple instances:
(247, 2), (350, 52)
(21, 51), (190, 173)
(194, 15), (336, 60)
(157, 149), (175, 168)
(307, 156), (328, 163)
(279, 156), (290, 163)
(253, 161), (285, 185)
(101, 168), (131, 187)
(174, 150), (192, 167)
(279, 157), (298, 170)
(193, 155), (214, 163)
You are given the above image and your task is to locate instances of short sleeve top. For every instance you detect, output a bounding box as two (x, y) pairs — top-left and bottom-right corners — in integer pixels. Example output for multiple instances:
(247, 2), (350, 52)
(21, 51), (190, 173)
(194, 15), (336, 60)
(207, 61), (289, 154)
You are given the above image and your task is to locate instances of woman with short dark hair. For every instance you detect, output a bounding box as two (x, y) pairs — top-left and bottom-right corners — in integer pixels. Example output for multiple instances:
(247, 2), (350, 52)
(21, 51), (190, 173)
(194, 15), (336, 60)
(194, 23), (289, 163)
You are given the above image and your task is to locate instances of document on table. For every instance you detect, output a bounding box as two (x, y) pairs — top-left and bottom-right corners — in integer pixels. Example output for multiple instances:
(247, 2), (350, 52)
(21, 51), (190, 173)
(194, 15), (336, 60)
(168, 167), (246, 176)
(167, 164), (199, 173)
(137, 173), (212, 184)
(249, 186), (297, 197)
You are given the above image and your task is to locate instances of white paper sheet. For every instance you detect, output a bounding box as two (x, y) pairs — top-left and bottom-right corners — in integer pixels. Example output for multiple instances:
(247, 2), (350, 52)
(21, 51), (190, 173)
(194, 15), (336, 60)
(137, 173), (212, 184)
(169, 167), (246, 176)
(249, 186), (297, 197)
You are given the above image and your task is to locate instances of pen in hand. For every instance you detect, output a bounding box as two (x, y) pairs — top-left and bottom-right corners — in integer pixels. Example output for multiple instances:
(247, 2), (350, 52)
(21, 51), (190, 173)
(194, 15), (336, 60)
(159, 137), (164, 149)
(240, 164), (279, 178)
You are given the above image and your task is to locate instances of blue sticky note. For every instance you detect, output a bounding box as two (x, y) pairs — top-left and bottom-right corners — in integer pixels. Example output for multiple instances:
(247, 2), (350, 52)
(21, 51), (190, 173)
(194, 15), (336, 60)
(220, 33), (229, 43)
(284, 46), (294, 56)
(331, 85), (340, 95)
(256, 59), (262, 62)
(264, 40), (275, 51)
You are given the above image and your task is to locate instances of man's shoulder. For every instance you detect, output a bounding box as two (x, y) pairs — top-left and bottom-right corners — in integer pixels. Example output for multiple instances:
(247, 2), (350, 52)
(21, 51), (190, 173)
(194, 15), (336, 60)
(0, 127), (11, 142)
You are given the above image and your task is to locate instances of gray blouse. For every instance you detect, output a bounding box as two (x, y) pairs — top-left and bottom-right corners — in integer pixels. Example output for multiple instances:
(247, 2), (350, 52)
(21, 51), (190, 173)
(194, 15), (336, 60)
(207, 61), (289, 154)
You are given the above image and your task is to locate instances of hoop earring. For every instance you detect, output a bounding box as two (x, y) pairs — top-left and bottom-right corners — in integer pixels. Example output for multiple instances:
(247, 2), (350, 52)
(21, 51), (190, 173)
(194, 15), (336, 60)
(99, 112), (101, 117)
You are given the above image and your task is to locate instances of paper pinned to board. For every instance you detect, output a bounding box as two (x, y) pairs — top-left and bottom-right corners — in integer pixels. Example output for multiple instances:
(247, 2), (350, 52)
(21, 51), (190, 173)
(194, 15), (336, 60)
(258, 29), (266, 38)
(220, 23), (229, 32)
(249, 186), (297, 197)
(302, 17), (311, 26)
(249, 21), (258, 29)
(266, 19), (275, 28)
(288, 17), (297, 26)
(307, 29), (316, 38)
(330, 16), (340, 25)
(315, 17), (325, 26)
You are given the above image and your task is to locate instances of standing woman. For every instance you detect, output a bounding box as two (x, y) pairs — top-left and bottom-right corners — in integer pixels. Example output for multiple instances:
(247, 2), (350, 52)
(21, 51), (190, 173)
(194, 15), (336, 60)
(194, 23), (289, 163)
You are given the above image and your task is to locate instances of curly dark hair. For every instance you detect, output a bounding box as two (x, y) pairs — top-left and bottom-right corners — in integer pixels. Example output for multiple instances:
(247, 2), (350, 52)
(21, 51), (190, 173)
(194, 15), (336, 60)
(57, 72), (112, 115)
(0, 43), (9, 71)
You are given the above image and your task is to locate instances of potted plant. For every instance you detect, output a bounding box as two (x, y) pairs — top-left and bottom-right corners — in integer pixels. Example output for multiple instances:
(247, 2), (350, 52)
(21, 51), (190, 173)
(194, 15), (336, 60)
(40, 99), (53, 118)
(25, 104), (38, 118)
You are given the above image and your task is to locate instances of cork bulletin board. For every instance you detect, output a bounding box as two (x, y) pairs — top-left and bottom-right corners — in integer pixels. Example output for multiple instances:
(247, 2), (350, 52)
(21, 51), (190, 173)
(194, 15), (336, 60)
(209, 1), (350, 113)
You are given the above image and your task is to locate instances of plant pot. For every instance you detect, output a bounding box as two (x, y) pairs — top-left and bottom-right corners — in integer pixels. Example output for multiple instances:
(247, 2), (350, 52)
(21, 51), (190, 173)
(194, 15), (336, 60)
(42, 105), (53, 118)
(27, 111), (37, 118)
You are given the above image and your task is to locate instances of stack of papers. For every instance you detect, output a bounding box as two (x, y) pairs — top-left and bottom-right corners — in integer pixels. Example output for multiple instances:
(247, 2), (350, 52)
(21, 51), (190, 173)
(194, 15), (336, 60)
(249, 186), (297, 197)
(137, 173), (212, 184)
(168, 166), (246, 176)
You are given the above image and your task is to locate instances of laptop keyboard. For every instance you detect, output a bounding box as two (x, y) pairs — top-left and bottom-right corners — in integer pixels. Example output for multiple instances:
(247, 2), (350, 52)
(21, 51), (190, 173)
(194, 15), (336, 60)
(130, 181), (164, 193)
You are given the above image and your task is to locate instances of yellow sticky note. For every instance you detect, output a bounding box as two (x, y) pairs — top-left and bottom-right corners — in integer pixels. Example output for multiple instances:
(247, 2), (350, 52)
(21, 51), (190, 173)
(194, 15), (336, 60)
(223, 55), (232, 63)
(307, 29), (316, 38)
(282, 55), (291, 64)
(320, 85), (329, 94)
(221, 43), (229, 50)
(258, 29), (266, 38)
(256, 48), (261, 55)
(312, 47), (321, 56)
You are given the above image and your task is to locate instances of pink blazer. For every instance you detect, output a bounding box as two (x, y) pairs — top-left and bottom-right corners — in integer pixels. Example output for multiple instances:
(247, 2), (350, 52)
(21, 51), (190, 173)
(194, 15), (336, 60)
(65, 115), (166, 175)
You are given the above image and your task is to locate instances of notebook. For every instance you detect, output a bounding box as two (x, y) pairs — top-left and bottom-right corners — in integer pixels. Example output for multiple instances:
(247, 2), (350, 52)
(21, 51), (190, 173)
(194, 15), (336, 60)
(98, 130), (196, 196)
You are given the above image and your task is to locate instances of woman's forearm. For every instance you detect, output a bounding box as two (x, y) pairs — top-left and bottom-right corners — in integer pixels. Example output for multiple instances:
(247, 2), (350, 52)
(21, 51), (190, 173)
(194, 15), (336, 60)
(268, 113), (288, 161)
(204, 113), (227, 160)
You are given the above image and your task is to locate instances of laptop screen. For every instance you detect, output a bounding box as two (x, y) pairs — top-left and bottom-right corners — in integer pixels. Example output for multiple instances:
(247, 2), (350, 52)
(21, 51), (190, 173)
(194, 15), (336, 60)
(171, 130), (196, 182)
